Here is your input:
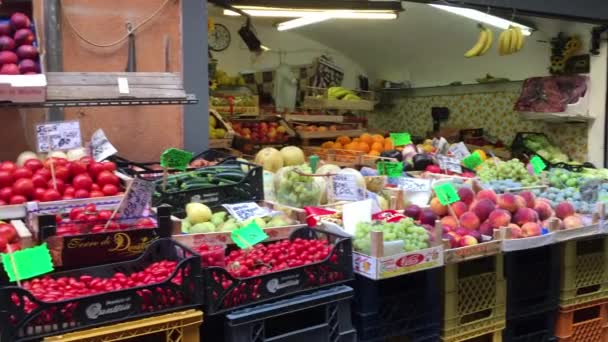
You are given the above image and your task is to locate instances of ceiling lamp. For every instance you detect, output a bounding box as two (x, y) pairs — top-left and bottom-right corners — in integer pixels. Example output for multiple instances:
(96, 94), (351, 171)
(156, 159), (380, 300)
(430, 4), (533, 36)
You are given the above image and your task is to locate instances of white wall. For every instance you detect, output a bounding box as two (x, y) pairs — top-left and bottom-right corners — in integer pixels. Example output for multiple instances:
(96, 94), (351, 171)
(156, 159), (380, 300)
(209, 16), (367, 89)
(587, 41), (607, 165)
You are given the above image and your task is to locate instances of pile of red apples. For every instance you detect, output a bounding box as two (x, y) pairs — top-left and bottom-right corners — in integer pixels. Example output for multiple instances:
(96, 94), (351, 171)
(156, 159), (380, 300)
(0, 12), (39, 75)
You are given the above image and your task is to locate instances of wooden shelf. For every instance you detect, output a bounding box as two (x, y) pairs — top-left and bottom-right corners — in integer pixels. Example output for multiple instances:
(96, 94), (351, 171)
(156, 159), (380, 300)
(519, 112), (594, 123)
(298, 129), (364, 140)
(284, 114), (345, 123)
(302, 97), (375, 111)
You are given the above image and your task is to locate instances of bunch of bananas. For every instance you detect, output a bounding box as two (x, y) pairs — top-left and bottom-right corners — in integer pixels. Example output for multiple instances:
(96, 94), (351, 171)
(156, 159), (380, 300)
(327, 87), (361, 100)
(464, 24), (493, 58)
(498, 26), (525, 55)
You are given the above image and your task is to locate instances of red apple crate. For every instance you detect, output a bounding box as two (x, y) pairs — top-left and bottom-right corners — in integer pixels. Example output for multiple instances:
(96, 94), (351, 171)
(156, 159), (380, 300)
(0, 238), (202, 342)
(201, 227), (353, 314)
(559, 236), (608, 307)
(555, 297), (608, 342)
(442, 254), (506, 341)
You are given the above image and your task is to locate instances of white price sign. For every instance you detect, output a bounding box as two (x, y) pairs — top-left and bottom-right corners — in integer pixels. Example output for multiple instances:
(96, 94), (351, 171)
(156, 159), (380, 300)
(398, 177), (431, 192)
(36, 121), (82, 153)
(437, 155), (462, 174)
(119, 178), (155, 218)
(332, 174), (365, 201)
(448, 142), (470, 161)
(90, 129), (118, 162)
(222, 202), (273, 222)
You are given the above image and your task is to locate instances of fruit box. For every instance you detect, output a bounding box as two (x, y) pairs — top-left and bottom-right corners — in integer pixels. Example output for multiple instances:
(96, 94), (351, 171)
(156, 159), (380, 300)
(208, 109), (235, 149)
(495, 219), (559, 252)
(0, 238), (202, 342)
(352, 223), (444, 280)
(0, 2), (47, 103)
(442, 236), (502, 265)
(201, 226), (353, 314)
(554, 211), (602, 243)
(210, 94), (259, 116)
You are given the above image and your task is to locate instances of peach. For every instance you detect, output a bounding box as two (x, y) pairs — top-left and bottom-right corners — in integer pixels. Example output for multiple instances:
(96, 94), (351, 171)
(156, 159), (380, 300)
(457, 186), (475, 205)
(451, 201), (468, 218)
(441, 216), (459, 229)
(515, 195), (527, 209)
(519, 191), (536, 208)
(563, 215), (584, 229)
(521, 222), (542, 237)
(479, 220), (494, 236)
(471, 199), (496, 222)
(430, 197), (448, 216)
(507, 224), (523, 238)
(534, 201), (554, 221)
(476, 189), (498, 204)
(460, 212), (480, 230)
(459, 235), (479, 247)
(556, 202), (576, 220)
(542, 218), (563, 230)
(497, 194), (519, 213)
(513, 208), (539, 226)
(443, 233), (459, 248)
(488, 209), (512, 228)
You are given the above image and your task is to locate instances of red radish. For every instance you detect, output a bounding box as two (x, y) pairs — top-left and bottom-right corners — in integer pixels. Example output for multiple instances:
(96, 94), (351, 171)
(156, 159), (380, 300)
(12, 167), (32, 180)
(0, 187), (12, 201)
(24, 159), (43, 172)
(0, 171), (12, 188)
(9, 195), (27, 204)
(10, 13), (31, 30)
(12, 178), (34, 197)
(0, 63), (19, 75)
(16, 44), (38, 59)
(42, 189), (61, 202)
(0, 22), (11, 36)
(0, 51), (17, 64)
(18, 59), (38, 74)
(14, 28), (34, 46)
(0, 36), (15, 51)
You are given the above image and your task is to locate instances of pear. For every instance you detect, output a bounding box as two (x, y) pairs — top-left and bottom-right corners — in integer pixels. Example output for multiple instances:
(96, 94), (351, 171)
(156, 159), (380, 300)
(181, 219), (192, 233)
(267, 215), (291, 228)
(211, 211), (228, 226)
(190, 222), (216, 234)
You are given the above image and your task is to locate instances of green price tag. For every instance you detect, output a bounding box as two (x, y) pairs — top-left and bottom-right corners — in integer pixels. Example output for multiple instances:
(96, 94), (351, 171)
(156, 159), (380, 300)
(231, 222), (269, 249)
(433, 183), (460, 205)
(378, 161), (404, 177)
(530, 155), (547, 174)
(390, 133), (411, 146)
(160, 148), (193, 171)
(2, 243), (54, 282)
(463, 151), (483, 169)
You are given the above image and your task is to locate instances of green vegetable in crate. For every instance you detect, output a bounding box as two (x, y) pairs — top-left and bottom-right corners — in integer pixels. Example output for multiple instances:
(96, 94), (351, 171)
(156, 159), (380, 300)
(275, 164), (322, 207)
(154, 163), (248, 195)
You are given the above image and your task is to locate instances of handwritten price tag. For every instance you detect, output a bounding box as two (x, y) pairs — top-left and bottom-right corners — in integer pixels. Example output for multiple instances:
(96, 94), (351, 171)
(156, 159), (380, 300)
(399, 177), (431, 192)
(160, 148), (193, 171)
(90, 129), (118, 162)
(332, 174), (364, 201)
(232, 222), (268, 249)
(433, 183), (460, 205)
(36, 121), (82, 153)
(530, 155), (546, 174)
(437, 155), (462, 174)
(377, 161), (404, 178)
(223, 202), (273, 222)
(448, 142), (470, 160)
(2, 244), (54, 282)
(390, 133), (411, 146)
(119, 178), (155, 218)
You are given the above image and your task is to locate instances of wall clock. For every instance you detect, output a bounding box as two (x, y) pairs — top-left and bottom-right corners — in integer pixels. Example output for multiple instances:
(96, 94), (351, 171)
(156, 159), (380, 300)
(209, 23), (231, 52)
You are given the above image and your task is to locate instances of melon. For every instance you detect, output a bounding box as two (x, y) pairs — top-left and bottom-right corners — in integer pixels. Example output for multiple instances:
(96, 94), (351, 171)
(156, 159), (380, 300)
(280, 146), (305, 166)
(254, 147), (284, 172)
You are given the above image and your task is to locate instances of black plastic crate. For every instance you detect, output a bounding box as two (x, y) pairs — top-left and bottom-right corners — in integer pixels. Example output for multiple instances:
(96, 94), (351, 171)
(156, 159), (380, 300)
(352, 269), (441, 342)
(203, 227), (353, 314)
(225, 285), (356, 342)
(503, 308), (557, 342)
(504, 244), (560, 318)
(0, 238), (202, 341)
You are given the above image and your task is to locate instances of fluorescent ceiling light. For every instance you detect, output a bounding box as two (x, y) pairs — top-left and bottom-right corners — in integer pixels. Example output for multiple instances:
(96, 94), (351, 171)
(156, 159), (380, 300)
(224, 9), (397, 19)
(260, 45), (271, 51)
(430, 4), (533, 36)
(277, 14), (332, 31)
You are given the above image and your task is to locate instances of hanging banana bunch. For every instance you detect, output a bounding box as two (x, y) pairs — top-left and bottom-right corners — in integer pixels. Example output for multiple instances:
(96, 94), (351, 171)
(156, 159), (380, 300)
(498, 26), (525, 55)
(465, 24), (493, 58)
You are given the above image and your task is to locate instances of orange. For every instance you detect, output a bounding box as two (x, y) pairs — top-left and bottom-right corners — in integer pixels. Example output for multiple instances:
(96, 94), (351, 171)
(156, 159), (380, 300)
(321, 141), (334, 149)
(333, 142), (343, 149)
(344, 142), (358, 150)
(368, 150), (380, 156)
(384, 138), (394, 151)
(360, 133), (373, 145)
(336, 136), (351, 145)
(372, 134), (384, 144)
(353, 138), (361, 143)
(356, 142), (370, 153)
(371, 142), (383, 152)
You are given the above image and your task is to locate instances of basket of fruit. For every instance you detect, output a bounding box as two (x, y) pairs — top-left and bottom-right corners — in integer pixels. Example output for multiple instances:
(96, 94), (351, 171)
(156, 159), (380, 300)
(0, 238), (202, 342)
(201, 226), (353, 314)
(208, 109), (235, 149)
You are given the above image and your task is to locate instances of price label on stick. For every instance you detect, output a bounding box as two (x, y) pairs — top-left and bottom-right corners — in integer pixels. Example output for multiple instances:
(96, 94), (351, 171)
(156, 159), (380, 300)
(232, 222), (268, 249)
(377, 161), (404, 177)
(119, 178), (155, 219)
(89, 129), (118, 162)
(223, 202), (274, 222)
(36, 121), (82, 153)
(332, 174), (365, 201)
(161, 148), (193, 171)
(433, 183), (460, 205)
(530, 155), (547, 174)
(2, 243), (54, 282)
(390, 133), (411, 147)
(463, 151), (483, 170)
(399, 177), (431, 192)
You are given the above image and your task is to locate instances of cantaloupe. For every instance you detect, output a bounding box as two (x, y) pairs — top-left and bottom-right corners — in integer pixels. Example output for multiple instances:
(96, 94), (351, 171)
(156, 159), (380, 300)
(280, 146), (305, 166)
(254, 147), (283, 172)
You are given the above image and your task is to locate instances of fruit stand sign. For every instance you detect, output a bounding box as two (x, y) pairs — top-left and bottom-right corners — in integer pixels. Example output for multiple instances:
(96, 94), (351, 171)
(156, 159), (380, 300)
(119, 178), (155, 219)
(160, 148), (193, 171)
(463, 151), (483, 169)
(399, 177), (431, 192)
(434, 183), (460, 205)
(36, 120), (82, 153)
(390, 133), (411, 146)
(530, 155), (547, 174)
(377, 161), (404, 177)
(2, 243), (54, 282)
(332, 174), (365, 201)
(437, 155), (462, 174)
(90, 128), (118, 162)
(223, 202), (273, 222)
(232, 222), (268, 249)
(448, 142), (470, 160)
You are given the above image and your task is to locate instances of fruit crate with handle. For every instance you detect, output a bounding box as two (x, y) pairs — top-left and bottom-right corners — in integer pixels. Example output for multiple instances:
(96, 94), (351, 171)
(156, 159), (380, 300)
(224, 285), (356, 342)
(502, 307), (556, 342)
(442, 254), (506, 342)
(554, 297), (608, 342)
(201, 227), (353, 314)
(0, 238), (202, 342)
(352, 268), (441, 342)
(559, 236), (608, 306)
(209, 109), (235, 149)
(42, 309), (203, 342)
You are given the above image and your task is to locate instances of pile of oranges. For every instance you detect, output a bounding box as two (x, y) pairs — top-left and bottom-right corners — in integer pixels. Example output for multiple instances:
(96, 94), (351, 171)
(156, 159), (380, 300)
(320, 133), (394, 156)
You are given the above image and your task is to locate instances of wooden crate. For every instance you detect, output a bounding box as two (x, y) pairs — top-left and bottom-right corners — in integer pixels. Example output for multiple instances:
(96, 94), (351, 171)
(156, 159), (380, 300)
(209, 109), (235, 149)
(211, 95), (259, 116)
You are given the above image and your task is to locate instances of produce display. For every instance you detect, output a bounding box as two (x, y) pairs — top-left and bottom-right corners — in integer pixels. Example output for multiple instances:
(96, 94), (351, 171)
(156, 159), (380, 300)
(522, 134), (569, 163)
(152, 162), (249, 194)
(232, 121), (290, 144)
(53, 204), (156, 236)
(275, 164), (322, 207)
(208, 113), (228, 139)
(320, 133), (393, 156)
(477, 158), (539, 186)
(354, 217), (430, 254)
(0, 13), (41, 75)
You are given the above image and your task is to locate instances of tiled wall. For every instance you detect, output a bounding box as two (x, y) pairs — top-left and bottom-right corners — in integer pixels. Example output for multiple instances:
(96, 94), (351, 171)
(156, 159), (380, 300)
(367, 90), (588, 161)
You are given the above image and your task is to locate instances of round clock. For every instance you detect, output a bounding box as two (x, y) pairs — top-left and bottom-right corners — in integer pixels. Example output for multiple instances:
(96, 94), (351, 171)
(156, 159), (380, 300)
(209, 23), (231, 52)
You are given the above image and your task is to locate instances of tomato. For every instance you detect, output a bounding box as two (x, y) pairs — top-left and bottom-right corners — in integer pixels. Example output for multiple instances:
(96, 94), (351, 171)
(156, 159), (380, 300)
(53, 166), (70, 181)
(0, 187), (12, 202)
(31, 174), (47, 188)
(98, 210), (113, 221)
(74, 189), (90, 198)
(96, 170), (118, 186)
(0, 223), (17, 242)
(12, 178), (34, 197)
(0, 236), (6, 252)
(102, 184), (118, 196)
(24, 159), (43, 172)
(0, 170), (12, 188)
(88, 162), (106, 178)
(63, 186), (75, 197)
(69, 207), (84, 220)
(33, 187), (46, 201)
(90, 190), (104, 198)
(42, 189), (61, 202)
(91, 183), (101, 191)
(69, 161), (88, 176)
(13, 167), (33, 180)
(73, 174), (93, 190)
(102, 161), (117, 172)
(0, 161), (16, 174)
(85, 203), (97, 212)
(48, 179), (65, 194)
(9, 195), (27, 204)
